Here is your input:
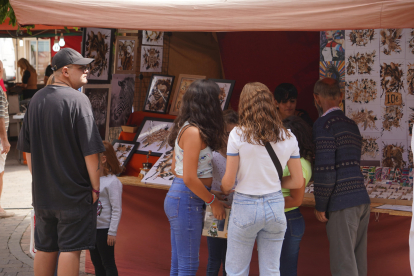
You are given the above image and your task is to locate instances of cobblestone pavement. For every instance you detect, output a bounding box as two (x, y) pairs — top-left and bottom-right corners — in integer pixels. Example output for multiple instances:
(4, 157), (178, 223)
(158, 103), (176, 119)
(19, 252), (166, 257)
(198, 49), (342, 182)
(0, 141), (93, 275)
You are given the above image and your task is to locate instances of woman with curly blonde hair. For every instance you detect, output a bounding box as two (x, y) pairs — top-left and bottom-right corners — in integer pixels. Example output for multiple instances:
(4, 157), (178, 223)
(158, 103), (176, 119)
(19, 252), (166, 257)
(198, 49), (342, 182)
(221, 82), (303, 276)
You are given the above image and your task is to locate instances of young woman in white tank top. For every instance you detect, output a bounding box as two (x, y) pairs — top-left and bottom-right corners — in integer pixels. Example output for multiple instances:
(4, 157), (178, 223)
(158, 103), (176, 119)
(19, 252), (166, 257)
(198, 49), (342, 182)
(164, 79), (228, 275)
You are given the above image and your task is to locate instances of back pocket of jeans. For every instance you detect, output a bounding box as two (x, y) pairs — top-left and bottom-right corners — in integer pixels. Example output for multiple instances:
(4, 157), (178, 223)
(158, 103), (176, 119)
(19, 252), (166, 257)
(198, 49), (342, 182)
(233, 201), (257, 228)
(267, 200), (286, 226)
(164, 196), (180, 219)
(289, 216), (305, 237)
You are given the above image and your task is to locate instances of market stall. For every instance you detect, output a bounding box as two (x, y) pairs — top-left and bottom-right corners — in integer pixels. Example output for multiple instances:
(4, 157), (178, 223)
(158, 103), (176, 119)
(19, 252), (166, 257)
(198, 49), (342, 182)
(6, 1), (414, 275)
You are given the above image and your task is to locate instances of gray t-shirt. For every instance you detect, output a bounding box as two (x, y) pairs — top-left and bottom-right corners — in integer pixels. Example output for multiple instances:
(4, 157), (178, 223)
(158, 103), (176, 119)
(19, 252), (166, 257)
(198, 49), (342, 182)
(17, 85), (105, 209)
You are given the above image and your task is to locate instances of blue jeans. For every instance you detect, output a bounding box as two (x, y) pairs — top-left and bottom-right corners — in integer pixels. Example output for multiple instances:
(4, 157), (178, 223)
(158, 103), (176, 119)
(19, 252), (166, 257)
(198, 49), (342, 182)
(280, 208), (305, 276)
(164, 178), (206, 276)
(226, 191), (286, 276)
(207, 237), (227, 276)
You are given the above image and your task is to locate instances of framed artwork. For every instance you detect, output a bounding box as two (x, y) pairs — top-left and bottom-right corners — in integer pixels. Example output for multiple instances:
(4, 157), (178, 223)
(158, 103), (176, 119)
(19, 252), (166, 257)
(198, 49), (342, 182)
(134, 117), (174, 156)
(112, 140), (139, 175)
(110, 74), (135, 127)
(114, 36), (138, 74)
(142, 31), (164, 46)
(210, 79), (236, 110)
(143, 74), (175, 114)
(140, 45), (163, 72)
(169, 74), (206, 115)
(141, 149), (175, 186)
(83, 84), (111, 140)
(82, 27), (115, 84)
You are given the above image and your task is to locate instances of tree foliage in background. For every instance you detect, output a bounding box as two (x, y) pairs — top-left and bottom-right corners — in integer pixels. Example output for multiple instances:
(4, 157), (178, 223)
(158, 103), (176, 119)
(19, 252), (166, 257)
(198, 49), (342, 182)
(0, 0), (35, 34)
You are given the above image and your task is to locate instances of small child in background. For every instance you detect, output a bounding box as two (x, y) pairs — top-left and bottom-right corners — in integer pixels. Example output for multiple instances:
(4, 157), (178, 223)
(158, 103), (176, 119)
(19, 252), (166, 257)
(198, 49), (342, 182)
(90, 141), (123, 276)
(207, 109), (238, 276)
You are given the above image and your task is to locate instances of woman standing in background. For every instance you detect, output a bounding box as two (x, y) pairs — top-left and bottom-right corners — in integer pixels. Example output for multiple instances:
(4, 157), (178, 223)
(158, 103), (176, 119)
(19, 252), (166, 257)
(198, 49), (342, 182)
(16, 58), (38, 99)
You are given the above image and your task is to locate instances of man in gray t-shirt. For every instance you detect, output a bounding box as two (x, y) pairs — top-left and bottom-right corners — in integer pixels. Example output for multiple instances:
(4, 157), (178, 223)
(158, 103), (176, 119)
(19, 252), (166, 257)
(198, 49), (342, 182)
(18, 48), (105, 276)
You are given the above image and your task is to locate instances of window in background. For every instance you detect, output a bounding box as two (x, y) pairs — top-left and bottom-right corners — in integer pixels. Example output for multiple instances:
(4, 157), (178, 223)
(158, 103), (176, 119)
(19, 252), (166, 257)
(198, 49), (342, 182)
(0, 38), (16, 81)
(24, 38), (51, 84)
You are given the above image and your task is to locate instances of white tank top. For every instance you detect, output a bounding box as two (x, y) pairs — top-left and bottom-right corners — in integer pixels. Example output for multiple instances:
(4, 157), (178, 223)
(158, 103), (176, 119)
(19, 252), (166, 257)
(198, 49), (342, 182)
(174, 122), (213, 178)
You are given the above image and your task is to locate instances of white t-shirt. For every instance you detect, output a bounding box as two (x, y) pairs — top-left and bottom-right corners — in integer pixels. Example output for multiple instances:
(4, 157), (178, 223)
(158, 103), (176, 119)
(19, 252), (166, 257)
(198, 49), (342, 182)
(227, 127), (300, 195)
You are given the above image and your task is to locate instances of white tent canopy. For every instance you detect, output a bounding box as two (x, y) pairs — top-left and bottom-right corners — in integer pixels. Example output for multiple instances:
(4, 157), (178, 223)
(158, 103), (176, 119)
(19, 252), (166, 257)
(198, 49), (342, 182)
(9, 0), (414, 31)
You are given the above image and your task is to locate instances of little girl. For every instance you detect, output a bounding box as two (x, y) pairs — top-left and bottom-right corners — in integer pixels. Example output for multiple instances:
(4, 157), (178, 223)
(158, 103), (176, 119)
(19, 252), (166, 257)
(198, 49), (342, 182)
(207, 109), (238, 276)
(90, 141), (123, 276)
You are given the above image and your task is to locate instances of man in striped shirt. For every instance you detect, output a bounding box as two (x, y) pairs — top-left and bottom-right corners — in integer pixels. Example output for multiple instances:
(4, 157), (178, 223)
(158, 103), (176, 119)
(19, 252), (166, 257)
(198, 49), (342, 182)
(0, 60), (12, 218)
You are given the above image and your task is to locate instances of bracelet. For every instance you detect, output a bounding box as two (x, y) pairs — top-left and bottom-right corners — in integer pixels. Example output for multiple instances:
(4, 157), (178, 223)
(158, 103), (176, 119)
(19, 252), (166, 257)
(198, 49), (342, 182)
(205, 194), (216, 206)
(92, 188), (100, 196)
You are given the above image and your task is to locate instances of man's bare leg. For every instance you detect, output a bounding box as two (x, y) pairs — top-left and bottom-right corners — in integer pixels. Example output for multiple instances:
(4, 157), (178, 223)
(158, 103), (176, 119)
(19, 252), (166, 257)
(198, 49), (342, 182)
(34, 251), (58, 276)
(0, 171), (5, 212)
(57, 251), (81, 276)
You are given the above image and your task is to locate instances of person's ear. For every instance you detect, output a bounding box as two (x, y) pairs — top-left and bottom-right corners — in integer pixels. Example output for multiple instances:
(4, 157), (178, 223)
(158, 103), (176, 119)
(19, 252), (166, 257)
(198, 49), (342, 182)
(338, 92), (344, 101)
(274, 100), (279, 108)
(62, 66), (70, 77)
(101, 155), (107, 164)
(313, 93), (320, 104)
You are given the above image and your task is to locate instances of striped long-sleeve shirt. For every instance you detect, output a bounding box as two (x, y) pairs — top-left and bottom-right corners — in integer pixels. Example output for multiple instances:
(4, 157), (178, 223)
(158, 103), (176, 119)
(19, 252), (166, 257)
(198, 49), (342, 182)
(0, 86), (9, 132)
(312, 110), (370, 212)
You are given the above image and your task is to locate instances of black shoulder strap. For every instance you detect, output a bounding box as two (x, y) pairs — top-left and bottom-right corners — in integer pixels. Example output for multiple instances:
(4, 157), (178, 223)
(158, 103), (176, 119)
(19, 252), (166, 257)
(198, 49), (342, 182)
(265, 142), (283, 182)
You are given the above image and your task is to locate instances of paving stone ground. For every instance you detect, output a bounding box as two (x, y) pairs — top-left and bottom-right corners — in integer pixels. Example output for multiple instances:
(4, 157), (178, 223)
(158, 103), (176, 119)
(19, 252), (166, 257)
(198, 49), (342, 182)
(0, 141), (93, 275)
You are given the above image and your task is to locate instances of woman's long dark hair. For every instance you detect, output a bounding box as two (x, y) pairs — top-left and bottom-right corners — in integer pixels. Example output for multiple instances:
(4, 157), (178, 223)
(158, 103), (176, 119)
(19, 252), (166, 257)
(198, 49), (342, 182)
(283, 116), (314, 165)
(168, 79), (225, 151)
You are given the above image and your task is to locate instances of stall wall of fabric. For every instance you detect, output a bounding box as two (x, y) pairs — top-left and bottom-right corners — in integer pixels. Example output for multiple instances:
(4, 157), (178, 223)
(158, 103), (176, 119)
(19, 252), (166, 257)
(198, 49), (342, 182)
(217, 31), (320, 120)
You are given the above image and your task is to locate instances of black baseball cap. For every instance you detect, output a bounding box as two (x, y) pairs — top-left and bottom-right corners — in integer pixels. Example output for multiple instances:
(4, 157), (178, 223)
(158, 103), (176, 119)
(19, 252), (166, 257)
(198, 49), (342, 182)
(51, 48), (94, 71)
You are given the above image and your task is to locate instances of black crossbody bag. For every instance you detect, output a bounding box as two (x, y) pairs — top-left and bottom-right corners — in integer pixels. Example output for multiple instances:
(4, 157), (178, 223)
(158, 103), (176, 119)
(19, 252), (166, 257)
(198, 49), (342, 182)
(264, 142), (283, 183)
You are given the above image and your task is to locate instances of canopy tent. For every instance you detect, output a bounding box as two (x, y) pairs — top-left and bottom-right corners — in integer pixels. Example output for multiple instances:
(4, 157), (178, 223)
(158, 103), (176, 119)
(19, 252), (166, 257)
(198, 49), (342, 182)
(9, 0), (414, 32)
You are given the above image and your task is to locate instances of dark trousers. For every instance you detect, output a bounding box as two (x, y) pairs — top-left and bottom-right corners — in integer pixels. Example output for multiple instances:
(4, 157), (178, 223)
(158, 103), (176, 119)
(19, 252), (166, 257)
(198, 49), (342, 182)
(280, 208), (305, 276)
(206, 237), (227, 276)
(326, 204), (370, 276)
(89, 228), (118, 276)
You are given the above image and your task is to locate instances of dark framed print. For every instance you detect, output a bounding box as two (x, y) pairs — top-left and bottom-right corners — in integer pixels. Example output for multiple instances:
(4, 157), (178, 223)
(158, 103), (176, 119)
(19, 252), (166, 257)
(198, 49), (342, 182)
(112, 140), (139, 175)
(82, 27), (115, 84)
(82, 84), (111, 140)
(114, 36), (138, 74)
(169, 74), (206, 115)
(134, 117), (174, 156)
(210, 79), (236, 110)
(143, 74), (175, 114)
(109, 74), (135, 127)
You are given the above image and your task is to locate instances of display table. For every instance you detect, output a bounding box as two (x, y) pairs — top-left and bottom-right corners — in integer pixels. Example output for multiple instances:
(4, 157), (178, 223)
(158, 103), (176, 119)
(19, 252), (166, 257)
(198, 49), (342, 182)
(85, 178), (412, 275)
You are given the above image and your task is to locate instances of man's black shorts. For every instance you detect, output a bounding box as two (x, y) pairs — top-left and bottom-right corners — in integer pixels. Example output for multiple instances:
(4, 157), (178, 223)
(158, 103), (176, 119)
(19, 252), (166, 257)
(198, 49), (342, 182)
(34, 197), (98, 252)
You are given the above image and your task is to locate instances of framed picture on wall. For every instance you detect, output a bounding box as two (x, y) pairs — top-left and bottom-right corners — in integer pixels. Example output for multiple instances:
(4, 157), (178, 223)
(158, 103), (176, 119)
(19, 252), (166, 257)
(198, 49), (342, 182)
(112, 140), (139, 175)
(82, 84), (112, 140)
(209, 79), (236, 110)
(82, 28), (115, 84)
(140, 45), (163, 72)
(169, 74), (206, 115)
(134, 117), (174, 156)
(109, 74), (136, 127)
(143, 74), (175, 114)
(142, 31), (164, 46)
(114, 36), (138, 74)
